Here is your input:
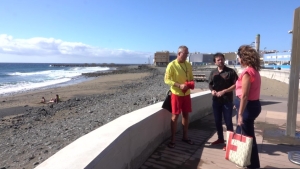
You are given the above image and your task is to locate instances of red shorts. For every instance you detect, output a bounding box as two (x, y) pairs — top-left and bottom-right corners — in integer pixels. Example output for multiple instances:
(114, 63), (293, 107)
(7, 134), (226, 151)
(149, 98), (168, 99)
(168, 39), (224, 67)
(171, 93), (192, 114)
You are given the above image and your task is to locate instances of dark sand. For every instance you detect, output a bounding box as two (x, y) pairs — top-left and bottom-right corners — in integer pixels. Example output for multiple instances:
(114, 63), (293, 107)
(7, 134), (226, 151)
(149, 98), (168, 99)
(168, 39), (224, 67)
(0, 72), (151, 118)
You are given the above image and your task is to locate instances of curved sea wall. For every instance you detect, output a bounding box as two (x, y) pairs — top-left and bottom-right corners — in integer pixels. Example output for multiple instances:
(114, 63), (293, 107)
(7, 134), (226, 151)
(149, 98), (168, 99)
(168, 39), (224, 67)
(259, 70), (290, 84)
(35, 91), (212, 169)
(236, 68), (300, 89)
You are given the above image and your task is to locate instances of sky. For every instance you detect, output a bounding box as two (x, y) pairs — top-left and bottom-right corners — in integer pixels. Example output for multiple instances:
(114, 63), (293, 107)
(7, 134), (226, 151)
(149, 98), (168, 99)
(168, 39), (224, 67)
(0, 0), (299, 64)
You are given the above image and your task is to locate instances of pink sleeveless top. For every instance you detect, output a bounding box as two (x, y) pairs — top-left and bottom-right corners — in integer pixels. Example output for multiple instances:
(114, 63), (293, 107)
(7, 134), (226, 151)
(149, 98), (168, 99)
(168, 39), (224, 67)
(236, 67), (261, 100)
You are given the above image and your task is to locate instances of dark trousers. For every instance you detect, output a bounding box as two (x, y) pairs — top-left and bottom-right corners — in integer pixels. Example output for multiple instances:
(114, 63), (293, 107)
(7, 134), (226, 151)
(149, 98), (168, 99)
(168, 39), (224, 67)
(212, 100), (234, 140)
(234, 98), (261, 169)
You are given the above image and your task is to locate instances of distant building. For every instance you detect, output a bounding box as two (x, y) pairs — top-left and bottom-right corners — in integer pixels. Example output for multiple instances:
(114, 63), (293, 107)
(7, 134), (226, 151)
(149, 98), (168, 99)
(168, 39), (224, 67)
(154, 51), (241, 66)
(263, 52), (291, 65)
(169, 52), (177, 62)
(189, 52), (238, 66)
(223, 52), (237, 61)
(223, 52), (239, 65)
(154, 51), (177, 66)
(189, 52), (213, 65)
(189, 52), (202, 65)
(154, 51), (169, 66)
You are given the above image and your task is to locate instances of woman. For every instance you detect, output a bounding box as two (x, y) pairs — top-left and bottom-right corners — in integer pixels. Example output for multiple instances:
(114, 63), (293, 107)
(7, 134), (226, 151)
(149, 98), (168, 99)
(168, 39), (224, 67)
(235, 45), (261, 169)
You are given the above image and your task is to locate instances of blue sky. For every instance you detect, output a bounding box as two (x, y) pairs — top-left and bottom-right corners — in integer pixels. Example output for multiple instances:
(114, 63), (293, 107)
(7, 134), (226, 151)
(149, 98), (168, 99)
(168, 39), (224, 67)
(0, 0), (298, 63)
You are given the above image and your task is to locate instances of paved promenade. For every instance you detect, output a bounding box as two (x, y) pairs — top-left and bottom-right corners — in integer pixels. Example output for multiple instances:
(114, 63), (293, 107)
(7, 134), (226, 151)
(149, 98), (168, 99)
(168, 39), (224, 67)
(140, 95), (300, 169)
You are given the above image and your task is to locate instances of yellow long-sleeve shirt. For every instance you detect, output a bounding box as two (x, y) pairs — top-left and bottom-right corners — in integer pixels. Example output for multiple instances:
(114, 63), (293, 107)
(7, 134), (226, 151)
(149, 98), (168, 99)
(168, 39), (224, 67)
(164, 59), (194, 96)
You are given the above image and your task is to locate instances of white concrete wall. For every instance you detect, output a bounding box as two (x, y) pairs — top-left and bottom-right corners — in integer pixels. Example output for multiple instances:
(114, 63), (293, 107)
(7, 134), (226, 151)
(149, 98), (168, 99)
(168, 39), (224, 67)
(35, 91), (212, 169)
(236, 68), (300, 89)
(259, 70), (290, 84)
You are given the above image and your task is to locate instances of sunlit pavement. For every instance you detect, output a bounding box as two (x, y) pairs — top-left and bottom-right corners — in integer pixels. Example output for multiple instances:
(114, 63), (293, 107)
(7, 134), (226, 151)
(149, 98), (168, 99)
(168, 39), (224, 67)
(140, 95), (300, 169)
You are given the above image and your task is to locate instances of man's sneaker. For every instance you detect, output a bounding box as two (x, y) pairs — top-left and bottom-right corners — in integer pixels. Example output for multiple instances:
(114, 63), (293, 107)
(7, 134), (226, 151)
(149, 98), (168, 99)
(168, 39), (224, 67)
(222, 146), (226, 151)
(210, 139), (225, 145)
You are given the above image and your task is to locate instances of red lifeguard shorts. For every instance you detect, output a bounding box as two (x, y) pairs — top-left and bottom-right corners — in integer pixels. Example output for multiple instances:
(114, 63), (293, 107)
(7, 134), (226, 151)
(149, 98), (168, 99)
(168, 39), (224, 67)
(171, 93), (192, 114)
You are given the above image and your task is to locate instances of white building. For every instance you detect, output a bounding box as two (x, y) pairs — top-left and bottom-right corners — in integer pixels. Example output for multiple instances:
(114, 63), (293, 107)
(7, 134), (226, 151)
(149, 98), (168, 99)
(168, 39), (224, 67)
(189, 53), (215, 66)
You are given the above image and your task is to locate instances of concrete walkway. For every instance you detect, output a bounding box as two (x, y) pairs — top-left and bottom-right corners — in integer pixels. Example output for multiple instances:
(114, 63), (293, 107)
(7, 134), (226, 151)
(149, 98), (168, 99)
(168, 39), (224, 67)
(140, 95), (300, 169)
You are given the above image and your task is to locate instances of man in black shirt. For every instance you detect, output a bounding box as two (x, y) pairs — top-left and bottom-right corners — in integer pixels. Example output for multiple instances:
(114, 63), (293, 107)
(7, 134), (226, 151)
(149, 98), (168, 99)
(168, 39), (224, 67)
(208, 53), (238, 149)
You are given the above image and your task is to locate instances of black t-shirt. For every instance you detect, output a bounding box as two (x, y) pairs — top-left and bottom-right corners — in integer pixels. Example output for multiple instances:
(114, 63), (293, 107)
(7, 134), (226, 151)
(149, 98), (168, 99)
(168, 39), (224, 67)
(208, 66), (238, 103)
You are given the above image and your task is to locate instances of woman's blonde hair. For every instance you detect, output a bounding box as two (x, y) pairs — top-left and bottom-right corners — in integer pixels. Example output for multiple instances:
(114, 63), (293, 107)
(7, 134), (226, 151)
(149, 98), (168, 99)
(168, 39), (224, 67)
(237, 45), (261, 71)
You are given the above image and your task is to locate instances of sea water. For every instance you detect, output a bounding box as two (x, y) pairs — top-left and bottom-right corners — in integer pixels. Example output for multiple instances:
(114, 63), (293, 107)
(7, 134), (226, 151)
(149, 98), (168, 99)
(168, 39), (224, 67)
(0, 63), (110, 96)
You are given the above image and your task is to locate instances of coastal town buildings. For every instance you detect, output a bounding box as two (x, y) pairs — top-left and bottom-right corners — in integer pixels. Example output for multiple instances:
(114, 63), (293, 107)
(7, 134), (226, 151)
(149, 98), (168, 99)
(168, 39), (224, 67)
(154, 51), (239, 66)
(154, 50), (291, 69)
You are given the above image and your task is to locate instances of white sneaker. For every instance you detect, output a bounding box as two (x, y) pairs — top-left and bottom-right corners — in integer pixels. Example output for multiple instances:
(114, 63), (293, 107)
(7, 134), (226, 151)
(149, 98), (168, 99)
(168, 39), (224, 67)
(235, 165), (245, 168)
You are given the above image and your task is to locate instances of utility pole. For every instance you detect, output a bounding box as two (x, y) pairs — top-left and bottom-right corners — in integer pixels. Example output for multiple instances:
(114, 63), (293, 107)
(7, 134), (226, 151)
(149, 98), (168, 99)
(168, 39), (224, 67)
(255, 34), (260, 52)
(263, 47), (267, 65)
(275, 50), (278, 64)
(286, 6), (300, 137)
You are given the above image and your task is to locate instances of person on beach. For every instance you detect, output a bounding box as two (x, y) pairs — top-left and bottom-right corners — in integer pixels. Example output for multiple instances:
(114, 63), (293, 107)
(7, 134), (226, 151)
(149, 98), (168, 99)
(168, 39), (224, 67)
(55, 94), (59, 103)
(235, 45), (261, 169)
(40, 97), (46, 103)
(49, 94), (59, 103)
(208, 53), (238, 150)
(164, 45), (195, 148)
(49, 98), (55, 103)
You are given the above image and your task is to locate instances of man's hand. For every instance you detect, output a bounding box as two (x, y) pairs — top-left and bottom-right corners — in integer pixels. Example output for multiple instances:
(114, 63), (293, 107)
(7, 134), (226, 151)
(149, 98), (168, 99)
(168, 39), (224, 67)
(216, 90), (225, 97)
(179, 84), (188, 90)
(185, 81), (195, 90)
(211, 90), (217, 96)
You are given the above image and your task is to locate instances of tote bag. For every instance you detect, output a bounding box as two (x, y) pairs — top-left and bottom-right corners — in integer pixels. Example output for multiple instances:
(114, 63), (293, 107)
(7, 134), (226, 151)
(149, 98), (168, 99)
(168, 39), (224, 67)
(225, 130), (253, 167)
(162, 90), (172, 113)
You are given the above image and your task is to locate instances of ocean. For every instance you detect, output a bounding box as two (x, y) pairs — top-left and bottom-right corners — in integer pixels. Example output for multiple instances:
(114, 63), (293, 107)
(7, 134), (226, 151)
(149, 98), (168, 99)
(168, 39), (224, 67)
(0, 63), (111, 96)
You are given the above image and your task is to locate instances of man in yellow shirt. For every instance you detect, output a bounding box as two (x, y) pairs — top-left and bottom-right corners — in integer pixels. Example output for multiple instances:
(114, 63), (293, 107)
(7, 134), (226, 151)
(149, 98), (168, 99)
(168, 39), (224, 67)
(164, 45), (194, 148)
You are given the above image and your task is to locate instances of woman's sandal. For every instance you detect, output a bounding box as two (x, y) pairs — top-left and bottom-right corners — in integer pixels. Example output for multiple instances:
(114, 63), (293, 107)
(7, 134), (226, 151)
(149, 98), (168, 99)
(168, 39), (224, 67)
(182, 139), (194, 145)
(168, 142), (176, 148)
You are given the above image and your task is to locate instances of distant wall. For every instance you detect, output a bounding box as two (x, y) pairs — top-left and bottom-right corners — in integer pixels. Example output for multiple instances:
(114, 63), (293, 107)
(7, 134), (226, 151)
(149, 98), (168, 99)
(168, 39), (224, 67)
(259, 70), (290, 84)
(236, 68), (300, 89)
(35, 91), (212, 169)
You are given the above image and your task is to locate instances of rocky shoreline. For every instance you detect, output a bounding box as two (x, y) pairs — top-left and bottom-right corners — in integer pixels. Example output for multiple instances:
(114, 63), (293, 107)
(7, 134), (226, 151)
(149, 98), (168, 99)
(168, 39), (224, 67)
(81, 65), (156, 77)
(0, 66), (209, 169)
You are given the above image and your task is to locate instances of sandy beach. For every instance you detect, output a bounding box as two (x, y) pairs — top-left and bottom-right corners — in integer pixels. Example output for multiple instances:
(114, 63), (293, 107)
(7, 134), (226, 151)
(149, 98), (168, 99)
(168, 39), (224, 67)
(260, 76), (300, 98)
(0, 66), (299, 169)
(0, 72), (151, 117)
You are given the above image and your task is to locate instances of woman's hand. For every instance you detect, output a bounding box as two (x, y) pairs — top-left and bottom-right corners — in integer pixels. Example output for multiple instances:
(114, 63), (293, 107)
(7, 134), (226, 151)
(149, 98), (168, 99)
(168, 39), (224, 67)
(237, 114), (243, 126)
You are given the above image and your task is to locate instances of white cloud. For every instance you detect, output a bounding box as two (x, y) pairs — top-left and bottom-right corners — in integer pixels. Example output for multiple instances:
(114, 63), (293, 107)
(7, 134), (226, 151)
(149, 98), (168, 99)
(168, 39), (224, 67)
(0, 34), (151, 63)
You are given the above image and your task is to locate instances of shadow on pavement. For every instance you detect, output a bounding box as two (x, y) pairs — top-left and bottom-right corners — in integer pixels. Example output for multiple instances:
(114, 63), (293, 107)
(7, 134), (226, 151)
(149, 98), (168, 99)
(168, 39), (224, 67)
(140, 113), (217, 169)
